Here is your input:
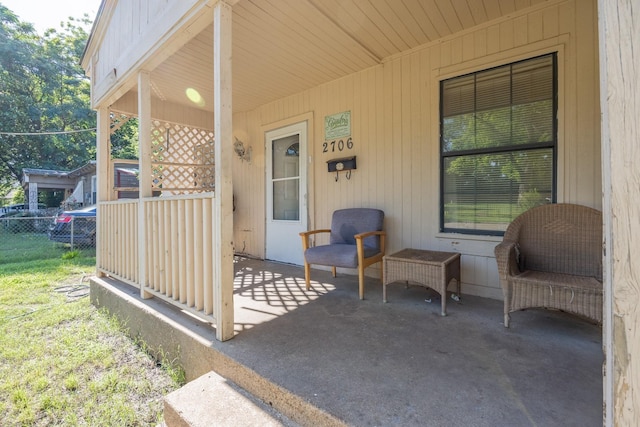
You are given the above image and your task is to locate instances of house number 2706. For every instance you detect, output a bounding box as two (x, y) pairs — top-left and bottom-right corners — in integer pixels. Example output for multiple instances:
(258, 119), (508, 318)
(323, 137), (353, 153)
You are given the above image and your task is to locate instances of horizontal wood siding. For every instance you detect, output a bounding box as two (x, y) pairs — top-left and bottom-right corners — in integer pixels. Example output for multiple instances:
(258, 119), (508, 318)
(233, 0), (600, 299)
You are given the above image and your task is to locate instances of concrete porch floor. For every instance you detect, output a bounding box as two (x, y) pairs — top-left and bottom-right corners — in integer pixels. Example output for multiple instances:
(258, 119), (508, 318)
(91, 256), (603, 426)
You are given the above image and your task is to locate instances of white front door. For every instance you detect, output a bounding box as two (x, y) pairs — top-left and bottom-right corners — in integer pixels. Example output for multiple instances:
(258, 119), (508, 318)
(265, 122), (308, 265)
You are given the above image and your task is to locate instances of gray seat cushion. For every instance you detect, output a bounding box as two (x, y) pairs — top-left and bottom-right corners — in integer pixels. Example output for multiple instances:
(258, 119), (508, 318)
(304, 243), (381, 268)
(304, 208), (384, 268)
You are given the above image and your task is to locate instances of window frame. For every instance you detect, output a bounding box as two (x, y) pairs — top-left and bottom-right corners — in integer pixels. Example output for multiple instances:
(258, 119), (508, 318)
(439, 53), (558, 236)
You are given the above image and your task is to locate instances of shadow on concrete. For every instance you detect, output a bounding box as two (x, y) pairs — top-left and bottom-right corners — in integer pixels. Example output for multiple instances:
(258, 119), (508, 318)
(92, 256), (603, 426)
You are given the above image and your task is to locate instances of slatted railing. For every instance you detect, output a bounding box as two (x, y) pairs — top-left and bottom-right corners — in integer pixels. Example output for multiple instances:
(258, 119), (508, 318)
(98, 200), (139, 285)
(143, 194), (216, 322)
(97, 194), (217, 323)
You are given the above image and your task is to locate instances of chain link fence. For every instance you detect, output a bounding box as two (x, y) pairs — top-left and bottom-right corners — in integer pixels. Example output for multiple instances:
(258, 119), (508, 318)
(0, 214), (97, 261)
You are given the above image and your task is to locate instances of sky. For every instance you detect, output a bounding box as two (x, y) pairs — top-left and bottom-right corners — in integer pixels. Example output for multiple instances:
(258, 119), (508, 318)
(1, 0), (102, 34)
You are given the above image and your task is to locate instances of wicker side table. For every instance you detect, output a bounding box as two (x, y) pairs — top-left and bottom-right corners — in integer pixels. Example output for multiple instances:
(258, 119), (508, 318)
(383, 248), (461, 316)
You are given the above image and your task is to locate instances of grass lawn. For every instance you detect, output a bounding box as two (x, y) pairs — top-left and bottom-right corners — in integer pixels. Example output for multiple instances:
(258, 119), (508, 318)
(0, 233), (184, 426)
(444, 201), (524, 224)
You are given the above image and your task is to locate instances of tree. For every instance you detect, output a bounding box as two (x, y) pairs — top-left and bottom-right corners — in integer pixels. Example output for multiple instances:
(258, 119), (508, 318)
(110, 114), (139, 160)
(0, 5), (97, 188)
(444, 103), (554, 204)
(441, 55), (557, 231)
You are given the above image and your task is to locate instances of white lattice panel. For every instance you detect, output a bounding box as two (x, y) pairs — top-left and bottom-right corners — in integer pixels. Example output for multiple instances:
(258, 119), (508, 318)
(150, 120), (215, 194)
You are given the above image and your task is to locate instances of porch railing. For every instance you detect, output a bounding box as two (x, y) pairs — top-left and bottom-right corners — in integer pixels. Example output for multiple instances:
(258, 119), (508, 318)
(97, 194), (217, 323)
(142, 194), (217, 321)
(98, 200), (139, 285)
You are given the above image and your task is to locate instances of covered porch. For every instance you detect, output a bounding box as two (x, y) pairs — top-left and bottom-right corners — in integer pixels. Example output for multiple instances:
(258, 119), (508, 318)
(91, 256), (603, 426)
(85, 0), (606, 340)
(81, 0), (639, 423)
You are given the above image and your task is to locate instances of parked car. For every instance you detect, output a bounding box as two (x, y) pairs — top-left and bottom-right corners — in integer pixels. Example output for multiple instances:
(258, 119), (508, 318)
(0, 203), (48, 218)
(49, 205), (97, 246)
(0, 204), (25, 218)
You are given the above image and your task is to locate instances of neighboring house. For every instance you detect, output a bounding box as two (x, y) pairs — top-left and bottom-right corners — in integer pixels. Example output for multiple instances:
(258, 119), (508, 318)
(105, 158), (141, 199)
(21, 160), (139, 209)
(22, 164), (93, 210)
(80, 0), (638, 422)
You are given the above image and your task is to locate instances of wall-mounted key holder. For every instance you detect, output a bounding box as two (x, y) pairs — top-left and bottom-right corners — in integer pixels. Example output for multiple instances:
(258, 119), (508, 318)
(327, 156), (356, 181)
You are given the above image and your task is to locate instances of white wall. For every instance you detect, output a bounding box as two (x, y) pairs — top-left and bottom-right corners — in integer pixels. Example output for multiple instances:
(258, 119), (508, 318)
(86, 0), (209, 108)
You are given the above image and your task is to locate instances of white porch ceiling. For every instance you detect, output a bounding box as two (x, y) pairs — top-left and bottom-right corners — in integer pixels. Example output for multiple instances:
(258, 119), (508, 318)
(146, 0), (548, 114)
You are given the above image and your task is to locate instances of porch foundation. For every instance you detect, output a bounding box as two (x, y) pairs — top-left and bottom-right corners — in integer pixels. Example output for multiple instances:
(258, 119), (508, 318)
(89, 276), (343, 426)
(90, 257), (603, 426)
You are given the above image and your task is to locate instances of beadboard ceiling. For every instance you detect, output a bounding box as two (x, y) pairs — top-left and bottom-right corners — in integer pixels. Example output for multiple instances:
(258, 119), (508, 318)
(146, 0), (549, 114)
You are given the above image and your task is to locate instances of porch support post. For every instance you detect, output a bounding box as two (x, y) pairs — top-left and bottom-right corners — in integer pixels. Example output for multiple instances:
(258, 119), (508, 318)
(213, 0), (234, 341)
(27, 182), (37, 211)
(96, 105), (111, 277)
(138, 70), (153, 299)
(599, 0), (640, 423)
(96, 106), (111, 202)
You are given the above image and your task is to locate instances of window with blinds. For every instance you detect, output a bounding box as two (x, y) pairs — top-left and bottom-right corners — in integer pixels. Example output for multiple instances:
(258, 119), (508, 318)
(440, 54), (557, 234)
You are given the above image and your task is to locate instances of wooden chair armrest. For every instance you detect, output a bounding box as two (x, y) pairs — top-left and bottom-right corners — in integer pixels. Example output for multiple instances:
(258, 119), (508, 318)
(355, 230), (386, 257)
(299, 229), (331, 237)
(354, 230), (386, 240)
(299, 229), (331, 251)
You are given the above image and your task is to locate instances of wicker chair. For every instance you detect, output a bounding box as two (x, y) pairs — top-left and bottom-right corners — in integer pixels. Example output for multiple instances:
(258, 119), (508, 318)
(494, 203), (603, 327)
(300, 208), (386, 299)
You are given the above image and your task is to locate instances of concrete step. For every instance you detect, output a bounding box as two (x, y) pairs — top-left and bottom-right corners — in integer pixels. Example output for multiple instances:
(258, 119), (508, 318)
(91, 276), (345, 427)
(164, 371), (299, 427)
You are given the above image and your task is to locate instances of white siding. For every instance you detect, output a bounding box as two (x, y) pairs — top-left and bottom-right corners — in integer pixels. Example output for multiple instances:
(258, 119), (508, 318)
(88, 0), (208, 107)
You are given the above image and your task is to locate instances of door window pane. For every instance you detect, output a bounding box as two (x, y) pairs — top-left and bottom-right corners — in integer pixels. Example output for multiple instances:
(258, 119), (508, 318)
(272, 135), (300, 221)
(273, 180), (300, 220)
(272, 136), (299, 179)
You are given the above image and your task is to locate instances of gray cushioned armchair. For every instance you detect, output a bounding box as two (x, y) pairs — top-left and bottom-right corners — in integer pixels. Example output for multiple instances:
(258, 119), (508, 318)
(300, 208), (386, 299)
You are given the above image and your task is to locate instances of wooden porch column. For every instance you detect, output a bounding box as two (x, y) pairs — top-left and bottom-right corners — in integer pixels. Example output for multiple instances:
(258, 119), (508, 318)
(95, 106), (111, 277)
(213, 0), (234, 341)
(138, 71), (153, 299)
(96, 106), (111, 203)
(27, 182), (37, 211)
(599, 0), (640, 424)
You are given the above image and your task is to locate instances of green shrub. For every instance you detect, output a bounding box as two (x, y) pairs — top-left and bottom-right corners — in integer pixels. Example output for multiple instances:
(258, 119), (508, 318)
(62, 250), (81, 260)
(518, 189), (545, 211)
